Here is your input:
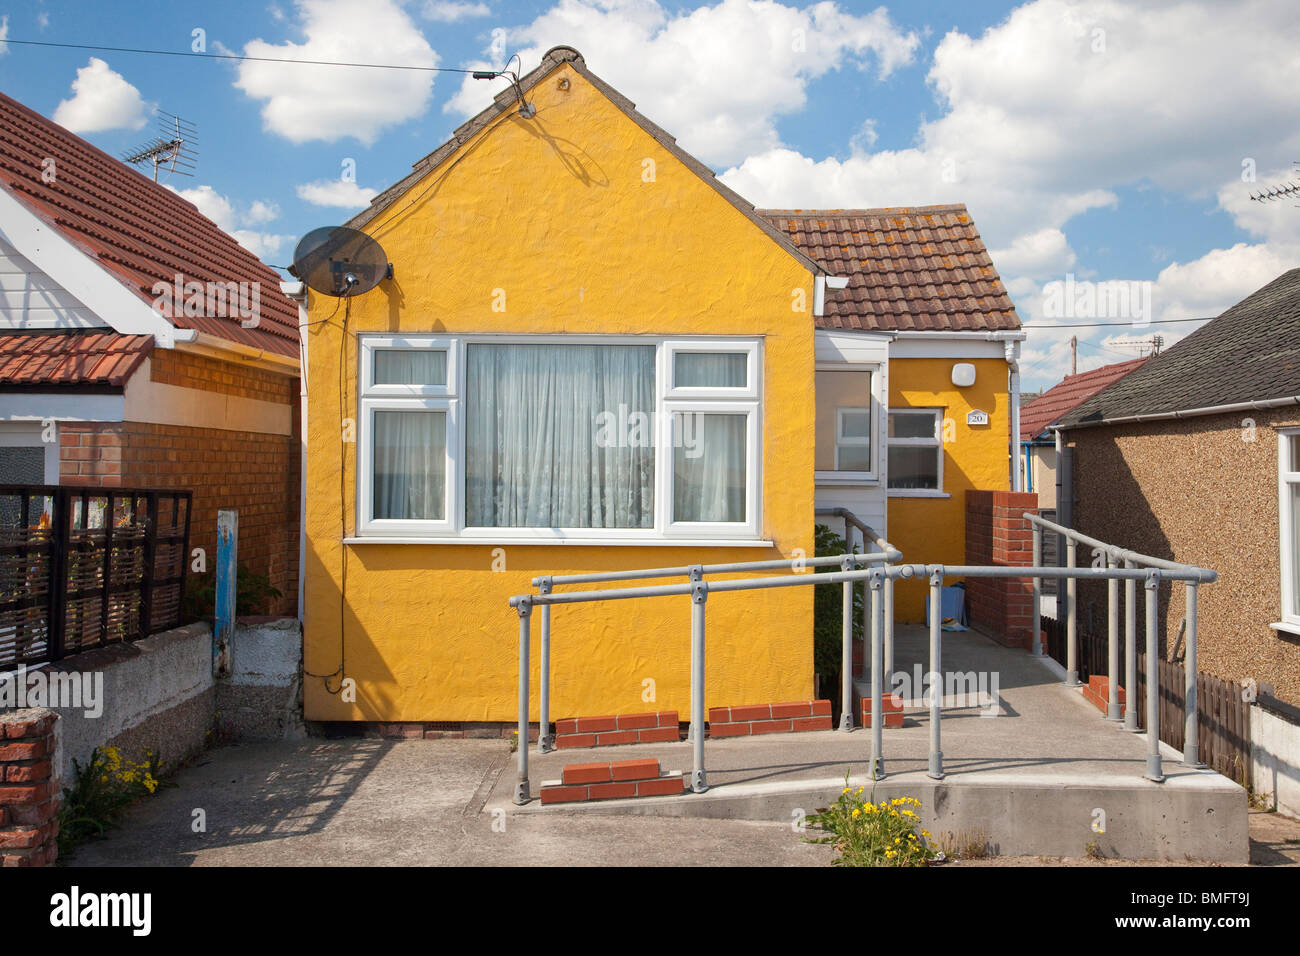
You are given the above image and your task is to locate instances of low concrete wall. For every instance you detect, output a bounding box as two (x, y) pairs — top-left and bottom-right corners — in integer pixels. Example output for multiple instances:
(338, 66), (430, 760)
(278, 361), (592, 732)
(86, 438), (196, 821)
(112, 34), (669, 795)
(0, 623), (217, 785)
(1252, 696), (1300, 818)
(216, 616), (304, 741)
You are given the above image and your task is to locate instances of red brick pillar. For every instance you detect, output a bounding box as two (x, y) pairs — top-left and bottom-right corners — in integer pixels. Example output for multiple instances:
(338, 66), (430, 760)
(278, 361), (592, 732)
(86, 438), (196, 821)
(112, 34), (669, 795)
(0, 709), (60, 867)
(964, 490), (1039, 649)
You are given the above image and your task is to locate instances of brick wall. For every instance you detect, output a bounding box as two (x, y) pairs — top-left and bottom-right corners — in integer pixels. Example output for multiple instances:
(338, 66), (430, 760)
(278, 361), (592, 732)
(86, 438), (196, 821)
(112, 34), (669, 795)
(965, 490), (1038, 648)
(57, 349), (301, 615)
(0, 709), (59, 867)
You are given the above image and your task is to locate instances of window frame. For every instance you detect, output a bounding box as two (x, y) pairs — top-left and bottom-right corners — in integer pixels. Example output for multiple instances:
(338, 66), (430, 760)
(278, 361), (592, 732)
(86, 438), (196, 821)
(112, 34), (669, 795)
(834, 407), (874, 473)
(886, 407), (945, 496)
(813, 363), (881, 485)
(1278, 428), (1300, 629)
(353, 333), (763, 543)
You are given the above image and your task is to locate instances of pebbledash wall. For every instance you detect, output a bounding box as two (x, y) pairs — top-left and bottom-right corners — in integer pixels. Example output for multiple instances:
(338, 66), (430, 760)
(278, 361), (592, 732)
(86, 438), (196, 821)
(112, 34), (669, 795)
(302, 57), (817, 725)
(1066, 406), (1300, 706)
(58, 348), (301, 615)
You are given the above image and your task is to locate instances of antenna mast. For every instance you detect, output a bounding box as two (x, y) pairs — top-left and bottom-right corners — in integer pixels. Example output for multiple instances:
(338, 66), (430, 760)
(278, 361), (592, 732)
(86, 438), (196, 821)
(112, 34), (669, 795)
(122, 111), (198, 183)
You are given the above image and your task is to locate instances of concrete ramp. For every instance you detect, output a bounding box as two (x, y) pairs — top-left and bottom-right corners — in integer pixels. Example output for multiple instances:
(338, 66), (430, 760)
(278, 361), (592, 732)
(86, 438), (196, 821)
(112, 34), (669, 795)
(491, 627), (1247, 863)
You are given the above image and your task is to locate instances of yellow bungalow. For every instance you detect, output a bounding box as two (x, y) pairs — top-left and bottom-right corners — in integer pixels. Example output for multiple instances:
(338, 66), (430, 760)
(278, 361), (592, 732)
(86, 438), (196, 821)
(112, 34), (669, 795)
(294, 47), (1023, 728)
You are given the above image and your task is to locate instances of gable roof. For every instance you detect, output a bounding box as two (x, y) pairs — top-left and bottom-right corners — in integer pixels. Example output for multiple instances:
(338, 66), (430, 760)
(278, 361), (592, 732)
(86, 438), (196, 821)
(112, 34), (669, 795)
(759, 205), (1022, 332)
(0, 330), (153, 388)
(1019, 357), (1148, 440)
(348, 46), (825, 279)
(1059, 268), (1300, 429)
(0, 91), (298, 358)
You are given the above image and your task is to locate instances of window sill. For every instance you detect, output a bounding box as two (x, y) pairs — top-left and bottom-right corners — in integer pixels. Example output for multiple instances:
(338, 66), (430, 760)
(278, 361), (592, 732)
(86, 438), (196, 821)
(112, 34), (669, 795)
(815, 472), (880, 486)
(1269, 621), (1300, 638)
(344, 536), (776, 548)
(887, 490), (951, 498)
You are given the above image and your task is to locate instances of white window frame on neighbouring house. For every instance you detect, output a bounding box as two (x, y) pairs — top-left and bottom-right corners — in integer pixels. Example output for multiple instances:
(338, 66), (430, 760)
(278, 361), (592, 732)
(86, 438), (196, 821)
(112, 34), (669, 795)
(1276, 427), (1300, 633)
(352, 333), (764, 544)
(887, 407), (945, 497)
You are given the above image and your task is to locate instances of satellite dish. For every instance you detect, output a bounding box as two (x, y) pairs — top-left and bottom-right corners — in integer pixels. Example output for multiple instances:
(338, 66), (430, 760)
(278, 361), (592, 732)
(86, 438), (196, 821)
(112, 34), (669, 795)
(290, 226), (392, 297)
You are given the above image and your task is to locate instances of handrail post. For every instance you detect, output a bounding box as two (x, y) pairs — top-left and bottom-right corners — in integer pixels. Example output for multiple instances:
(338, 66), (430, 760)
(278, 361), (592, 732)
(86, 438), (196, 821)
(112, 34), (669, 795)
(687, 565), (704, 745)
(1124, 558), (1139, 732)
(537, 577), (554, 754)
(869, 568), (885, 779)
(1183, 583), (1204, 768)
(690, 579), (709, 793)
(927, 568), (944, 779)
(514, 597), (533, 805)
(1144, 570), (1164, 782)
(840, 555), (854, 732)
(1066, 538), (1080, 686)
(1031, 524), (1042, 656)
(1106, 554), (1121, 721)
(883, 567), (895, 684)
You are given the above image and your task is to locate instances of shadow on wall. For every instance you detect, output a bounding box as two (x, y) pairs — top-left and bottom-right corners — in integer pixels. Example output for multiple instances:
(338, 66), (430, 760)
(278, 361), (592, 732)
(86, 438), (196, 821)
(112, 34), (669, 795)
(1069, 431), (1185, 662)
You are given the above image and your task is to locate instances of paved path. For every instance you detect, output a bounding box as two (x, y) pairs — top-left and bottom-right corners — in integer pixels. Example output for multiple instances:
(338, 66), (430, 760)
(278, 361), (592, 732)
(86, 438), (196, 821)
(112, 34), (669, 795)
(66, 738), (829, 867)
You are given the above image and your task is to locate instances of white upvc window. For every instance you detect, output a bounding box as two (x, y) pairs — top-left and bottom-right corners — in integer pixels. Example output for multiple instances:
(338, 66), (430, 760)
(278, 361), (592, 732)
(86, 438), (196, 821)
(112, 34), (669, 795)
(354, 335), (762, 542)
(814, 365), (879, 483)
(887, 408), (944, 495)
(1278, 429), (1300, 629)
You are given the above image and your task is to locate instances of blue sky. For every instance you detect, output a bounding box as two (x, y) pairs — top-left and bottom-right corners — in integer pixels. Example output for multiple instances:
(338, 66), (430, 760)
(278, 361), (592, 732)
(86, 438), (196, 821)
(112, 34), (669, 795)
(2, 0), (1297, 390)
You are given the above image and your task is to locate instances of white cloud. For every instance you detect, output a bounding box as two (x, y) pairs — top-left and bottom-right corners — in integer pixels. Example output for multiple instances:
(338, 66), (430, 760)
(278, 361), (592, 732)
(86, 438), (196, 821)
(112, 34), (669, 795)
(168, 185), (293, 260)
(443, 0), (920, 166)
(235, 0), (439, 145)
(422, 1), (490, 22)
(245, 200), (281, 225)
(52, 58), (151, 133)
(0, 15), (9, 54)
(296, 179), (379, 208)
(990, 229), (1077, 283)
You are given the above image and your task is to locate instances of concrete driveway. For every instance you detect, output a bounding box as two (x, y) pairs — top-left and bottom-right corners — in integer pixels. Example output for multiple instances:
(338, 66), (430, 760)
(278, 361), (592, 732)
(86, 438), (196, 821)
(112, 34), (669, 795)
(64, 738), (830, 867)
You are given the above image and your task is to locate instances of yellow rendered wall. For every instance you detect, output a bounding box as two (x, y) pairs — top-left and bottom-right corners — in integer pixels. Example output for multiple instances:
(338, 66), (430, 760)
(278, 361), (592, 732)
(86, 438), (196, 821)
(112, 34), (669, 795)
(887, 357), (1011, 620)
(302, 63), (816, 723)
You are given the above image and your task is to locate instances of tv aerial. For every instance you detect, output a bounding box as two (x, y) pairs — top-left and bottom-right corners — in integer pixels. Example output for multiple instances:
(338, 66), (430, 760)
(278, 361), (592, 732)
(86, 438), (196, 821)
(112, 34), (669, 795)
(289, 226), (392, 297)
(122, 111), (198, 182)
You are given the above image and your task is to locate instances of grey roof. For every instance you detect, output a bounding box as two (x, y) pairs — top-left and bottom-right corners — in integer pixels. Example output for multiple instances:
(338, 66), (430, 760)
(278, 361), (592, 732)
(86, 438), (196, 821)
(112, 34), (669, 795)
(1058, 267), (1300, 428)
(348, 46), (825, 278)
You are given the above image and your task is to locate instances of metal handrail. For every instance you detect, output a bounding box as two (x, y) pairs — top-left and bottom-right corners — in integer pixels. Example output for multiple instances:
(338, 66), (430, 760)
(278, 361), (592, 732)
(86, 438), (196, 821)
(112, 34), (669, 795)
(525, 510), (899, 752)
(508, 551), (1215, 803)
(1024, 511), (1215, 773)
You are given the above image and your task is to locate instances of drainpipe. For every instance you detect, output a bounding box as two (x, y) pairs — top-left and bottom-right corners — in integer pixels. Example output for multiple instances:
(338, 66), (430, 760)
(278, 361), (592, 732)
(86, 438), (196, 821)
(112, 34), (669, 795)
(1006, 340), (1022, 492)
(281, 280), (309, 623)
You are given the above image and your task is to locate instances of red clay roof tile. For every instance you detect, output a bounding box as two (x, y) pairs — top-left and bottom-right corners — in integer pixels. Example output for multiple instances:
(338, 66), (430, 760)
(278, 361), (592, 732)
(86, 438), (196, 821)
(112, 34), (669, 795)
(0, 331), (153, 387)
(758, 205), (1022, 333)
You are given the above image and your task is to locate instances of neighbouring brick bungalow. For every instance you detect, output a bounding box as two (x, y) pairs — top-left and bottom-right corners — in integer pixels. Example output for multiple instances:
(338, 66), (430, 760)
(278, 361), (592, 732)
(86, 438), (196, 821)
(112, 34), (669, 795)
(0, 90), (301, 614)
(1058, 268), (1300, 705)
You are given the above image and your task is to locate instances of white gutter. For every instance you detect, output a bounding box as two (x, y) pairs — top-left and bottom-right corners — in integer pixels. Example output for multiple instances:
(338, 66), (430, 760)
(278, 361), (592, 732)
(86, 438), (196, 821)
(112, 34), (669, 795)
(174, 329), (300, 375)
(1057, 394), (1300, 431)
(890, 329), (1027, 341)
(282, 280), (309, 623)
(813, 275), (849, 316)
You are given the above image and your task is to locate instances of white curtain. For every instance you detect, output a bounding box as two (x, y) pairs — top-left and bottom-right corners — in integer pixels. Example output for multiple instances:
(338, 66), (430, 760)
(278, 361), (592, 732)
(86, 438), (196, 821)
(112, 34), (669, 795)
(374, 350), (446, 386)
(466, 344), (655, 528)
(674, 352), (746, 388)
(673, 412), (746, 522)
(373, 410), (446, 519)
